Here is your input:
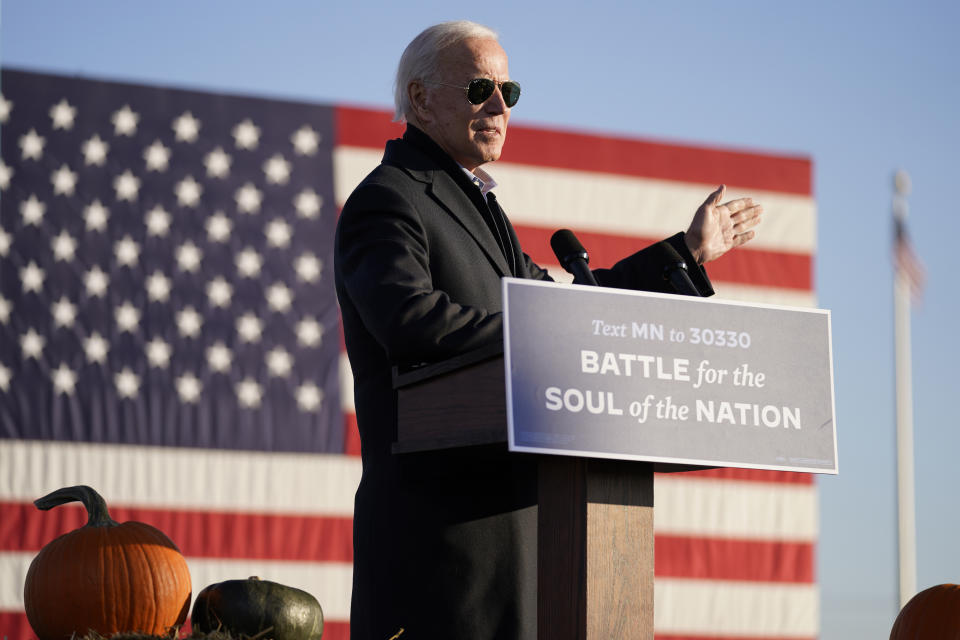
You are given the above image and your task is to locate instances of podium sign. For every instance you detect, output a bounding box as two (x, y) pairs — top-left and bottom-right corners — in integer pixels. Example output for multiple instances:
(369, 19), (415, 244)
(503, 278), (838, 474)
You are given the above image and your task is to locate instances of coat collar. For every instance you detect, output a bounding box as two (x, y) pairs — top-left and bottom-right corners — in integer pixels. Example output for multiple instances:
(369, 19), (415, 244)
(382, 126), (512, 277)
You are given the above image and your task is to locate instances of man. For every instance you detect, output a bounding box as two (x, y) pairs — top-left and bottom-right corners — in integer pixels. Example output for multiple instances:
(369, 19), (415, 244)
(334, 21), (762, 640)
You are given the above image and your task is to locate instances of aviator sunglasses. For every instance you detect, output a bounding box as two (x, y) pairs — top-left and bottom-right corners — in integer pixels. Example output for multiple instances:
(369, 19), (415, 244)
(431, 78), (521, 108)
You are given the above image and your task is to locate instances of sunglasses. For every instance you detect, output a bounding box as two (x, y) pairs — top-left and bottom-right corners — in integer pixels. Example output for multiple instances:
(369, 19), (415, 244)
(431, 78), (521, 108)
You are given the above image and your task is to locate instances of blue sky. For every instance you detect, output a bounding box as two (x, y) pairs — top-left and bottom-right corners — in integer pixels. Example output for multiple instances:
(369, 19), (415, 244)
(3, 1), (959, 637)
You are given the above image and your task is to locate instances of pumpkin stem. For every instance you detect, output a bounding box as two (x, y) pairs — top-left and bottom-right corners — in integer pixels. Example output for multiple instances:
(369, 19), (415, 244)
(34, 485), (119, 528)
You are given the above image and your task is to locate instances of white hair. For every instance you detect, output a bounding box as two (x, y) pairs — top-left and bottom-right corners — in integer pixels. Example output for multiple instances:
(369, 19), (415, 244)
(393, 21), (499, 123)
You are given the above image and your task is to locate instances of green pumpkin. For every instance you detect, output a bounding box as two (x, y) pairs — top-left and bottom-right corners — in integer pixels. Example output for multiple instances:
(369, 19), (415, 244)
(191, 576), (323, 640)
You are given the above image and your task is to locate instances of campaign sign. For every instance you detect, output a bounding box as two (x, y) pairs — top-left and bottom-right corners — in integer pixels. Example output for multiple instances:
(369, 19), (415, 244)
(502, 278), (838, 474)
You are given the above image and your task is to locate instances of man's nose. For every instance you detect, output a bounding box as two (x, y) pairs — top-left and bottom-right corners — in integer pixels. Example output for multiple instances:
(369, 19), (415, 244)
(484, 86), (507, 114)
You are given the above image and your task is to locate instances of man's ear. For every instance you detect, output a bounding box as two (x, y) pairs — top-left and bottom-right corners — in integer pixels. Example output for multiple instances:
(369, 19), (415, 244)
(408, 81), (431, 123)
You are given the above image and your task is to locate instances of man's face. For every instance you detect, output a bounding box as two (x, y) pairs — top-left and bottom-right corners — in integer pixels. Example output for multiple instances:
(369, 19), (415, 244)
(415, 37), (511, 171)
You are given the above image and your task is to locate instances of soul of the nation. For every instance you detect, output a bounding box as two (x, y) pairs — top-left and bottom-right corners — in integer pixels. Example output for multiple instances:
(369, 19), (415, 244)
(544, 388), (802, 429)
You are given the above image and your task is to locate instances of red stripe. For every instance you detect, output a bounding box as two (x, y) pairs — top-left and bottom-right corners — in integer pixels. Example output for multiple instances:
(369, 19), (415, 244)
(335, 106), (812, 195)
(344, 412), (362, 457)
(514, 225), (812, 291)
(656, 635), (814, 640)
(664, 467), (814, 485)
(655, 535), (814, 583)
(0, 612), (350, 640)
(1, 502), (353, 562)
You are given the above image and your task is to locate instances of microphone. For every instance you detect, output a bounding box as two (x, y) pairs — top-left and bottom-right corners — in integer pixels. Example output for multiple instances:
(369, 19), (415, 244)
(551, 229), (599, 286)
(661, 243), (702, 296)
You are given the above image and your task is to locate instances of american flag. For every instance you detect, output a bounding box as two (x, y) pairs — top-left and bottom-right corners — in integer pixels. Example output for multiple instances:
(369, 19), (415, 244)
(892, 178), (925, 302)
(1, 69), (818, 640)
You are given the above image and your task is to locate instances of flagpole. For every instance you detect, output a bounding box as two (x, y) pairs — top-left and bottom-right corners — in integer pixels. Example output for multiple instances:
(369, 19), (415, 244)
(892, 169), (917, 609)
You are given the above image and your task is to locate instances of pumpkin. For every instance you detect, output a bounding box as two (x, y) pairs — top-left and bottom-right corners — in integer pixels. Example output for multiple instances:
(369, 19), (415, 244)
(890, 583), (960, 639)
(192, 576), (323, 640)
(23, 485), (192, 640)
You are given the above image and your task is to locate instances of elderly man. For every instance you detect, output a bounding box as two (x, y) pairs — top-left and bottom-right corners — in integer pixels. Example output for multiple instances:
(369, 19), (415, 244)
(334, 20), (761, 640)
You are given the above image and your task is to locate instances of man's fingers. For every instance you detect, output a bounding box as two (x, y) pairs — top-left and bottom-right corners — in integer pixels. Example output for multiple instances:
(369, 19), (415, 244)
(719, 196), (755, 213)
(733, 206), (763, 228)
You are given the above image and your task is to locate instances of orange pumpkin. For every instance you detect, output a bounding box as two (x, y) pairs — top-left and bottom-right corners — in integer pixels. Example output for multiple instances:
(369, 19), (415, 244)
(23, 485), (192, 640)
(890, 583), (960, 639)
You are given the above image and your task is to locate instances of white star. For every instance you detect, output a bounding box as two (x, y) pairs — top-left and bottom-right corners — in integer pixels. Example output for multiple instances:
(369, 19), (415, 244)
(0, 94), (11, 123)
(291, 125), (320, 156)
(84, 266), (109, 297)
(206, 212), (232, 242)
(20, 261), (45, 294)
(296, 316), (323, 347)
(111, 105), (139, 136)
(266, 283), (293, 313)
(146, 205), (172, 236)
(114, 170), (140, 201)
(206, 342), (232, 372)
(51, 296), (77, 328)
(176, 241), (202, 272)
(146, 337), (172, 368)
(294, 188), (322, 219)
(235, 183), (262, 214)
(115, 301), (141, 333)
(236, 377), (263, 408)
(263, 154), (292, 185)
(84, 200), (110, 231)
(0, 295), (10, 324)
(20, 329), (45, 359)
(296, 381), (324, 412)
(115, 235), (140, 267)
(52, 363), (77, 395)
(0, 160), (12, 190)
(49, 99), (77, 130)
(206, 277), (233, 308)
(51, 164), (78, 196)
(295, 253), (322, 282)
(176, 306), (203, 338)
(20, 195), (46, 226)
(0, 364), (10, 392)
(172, 111), (201, 143)
(146, 271), (171, 302)
(175, 175), (203, 207)
(82, 134), (109, 166)
(0, 229), (9, 257)
(19, 129), (45, 160)
(115, 367), (140, 399)
(84, 332), (109, 364)
(144, 140), (171, 172)
(236, 248), (262, 278)
(266, 346), (293, 378)
(176, 372), (202, 403)
(232, 119), (260, 149)
(237, 313), (263, 343)
(204, 147), (231, 178)
(265, 219), (292, 248)
(51, 231), (77, 262)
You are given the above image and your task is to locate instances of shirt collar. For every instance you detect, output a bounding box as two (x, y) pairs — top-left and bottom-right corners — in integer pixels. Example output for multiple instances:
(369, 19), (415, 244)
(461, 164), (498, 195)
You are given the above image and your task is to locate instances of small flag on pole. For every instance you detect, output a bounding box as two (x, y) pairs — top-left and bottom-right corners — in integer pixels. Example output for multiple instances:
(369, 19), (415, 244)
(893, 170), (925, 301)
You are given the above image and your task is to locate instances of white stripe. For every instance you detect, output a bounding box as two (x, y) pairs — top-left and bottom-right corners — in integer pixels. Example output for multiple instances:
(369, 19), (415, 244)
(655, 578), (819, 636)
(542, 262), (817, 308)
(711, 282), (817, 308)
(339, 352), (355, 412)
(655, 476), (818, 541)
(0, 551), (352, 622)
(334, 147), (816, 253)
(0, 439), (361, 515)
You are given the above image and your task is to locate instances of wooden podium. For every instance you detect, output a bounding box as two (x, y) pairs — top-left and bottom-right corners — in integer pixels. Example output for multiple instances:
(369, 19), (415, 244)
(393, 343), (682, 640)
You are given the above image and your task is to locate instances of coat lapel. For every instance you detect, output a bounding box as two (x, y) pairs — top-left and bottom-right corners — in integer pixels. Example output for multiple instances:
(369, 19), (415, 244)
(384, 139), (511, 277)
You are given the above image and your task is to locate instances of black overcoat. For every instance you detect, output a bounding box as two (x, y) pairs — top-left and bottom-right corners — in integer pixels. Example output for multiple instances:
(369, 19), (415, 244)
(334, 126), (712, 640)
